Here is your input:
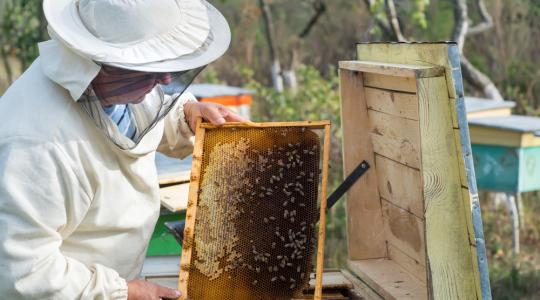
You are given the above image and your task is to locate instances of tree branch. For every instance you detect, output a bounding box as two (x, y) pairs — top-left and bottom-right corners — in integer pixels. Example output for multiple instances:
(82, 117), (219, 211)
(362, 0), (395, 39)
(299, 0), (327, 38)
(461, 55), (504, 100)
(259, 0), (279, 63)
(258, 0), (284, 91)
(385, 0), (406, 42)
(452, 0), (469, 54)
(0, 46), (13, 84)
(467, 0), (494, 36)
(452, 0), (503, 100)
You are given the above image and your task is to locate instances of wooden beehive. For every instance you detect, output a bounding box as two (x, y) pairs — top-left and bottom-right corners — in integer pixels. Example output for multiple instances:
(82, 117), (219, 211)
(179, 120), (331, 300)
(340, 43), (491, 299)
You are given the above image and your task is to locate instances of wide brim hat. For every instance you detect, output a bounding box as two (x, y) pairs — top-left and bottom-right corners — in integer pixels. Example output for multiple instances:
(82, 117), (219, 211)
(43, 0), (231, 72)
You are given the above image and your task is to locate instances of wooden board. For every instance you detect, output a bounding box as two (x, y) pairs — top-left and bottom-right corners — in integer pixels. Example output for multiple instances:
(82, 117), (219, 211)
(469, 125), (540, 147)
(341, 269), (384, 300)
(307, 270), (354, 291)
(315, 124), (332, 300)
(381, 201), (426, 264)
(454, 128), (469, 189)
(158, 170), (191, 186)
(348, 259), (427, 300)
(418, 77), (480, 299)
(339, 61), (445, 78)
(340, 68), (387, 260)
(368, 109), (421, 168)
(363, 73), (417, 93)
(356, 43), (457, 98)
(178, 119), (206, 298)
(468, 108), (512, 119)
(387, 243), (426, 284)
(340, 50), (489, 299)
(151, 270), (352, 300)
(375, 155), (423, 218)
(365, 87), (419, 121)
(159, 183), (190, 212)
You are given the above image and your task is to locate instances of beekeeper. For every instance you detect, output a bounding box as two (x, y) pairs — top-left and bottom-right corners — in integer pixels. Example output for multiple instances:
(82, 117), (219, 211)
(0, 0), (244, 299)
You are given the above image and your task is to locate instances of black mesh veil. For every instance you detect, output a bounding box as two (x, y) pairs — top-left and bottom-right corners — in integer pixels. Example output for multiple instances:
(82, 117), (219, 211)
(78, 67), (204, 150)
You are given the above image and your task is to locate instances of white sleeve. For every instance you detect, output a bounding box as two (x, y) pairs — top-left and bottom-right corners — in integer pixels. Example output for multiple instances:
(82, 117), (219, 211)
(0, 138), (128, 300)
(157, 92), (197, 159)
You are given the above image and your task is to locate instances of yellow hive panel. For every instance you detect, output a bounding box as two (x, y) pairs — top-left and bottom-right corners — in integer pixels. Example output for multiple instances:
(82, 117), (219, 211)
(180, 122), (330, 300)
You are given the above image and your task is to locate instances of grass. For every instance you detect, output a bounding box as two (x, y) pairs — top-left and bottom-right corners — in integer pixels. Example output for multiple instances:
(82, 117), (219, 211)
(482, 191), (540, 299)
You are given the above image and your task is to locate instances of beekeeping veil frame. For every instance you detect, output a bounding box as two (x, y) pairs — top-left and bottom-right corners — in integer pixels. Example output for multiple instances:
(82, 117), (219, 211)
(178, 119), (331, 300)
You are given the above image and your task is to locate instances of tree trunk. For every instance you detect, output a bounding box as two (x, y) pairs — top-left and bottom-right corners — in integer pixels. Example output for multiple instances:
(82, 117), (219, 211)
(461, 55), (504, 101)
(385, 0), (406, 42)
(452, 0), (504, 101)
(0, 46), (13, 84)
(258, 0), (284, 92)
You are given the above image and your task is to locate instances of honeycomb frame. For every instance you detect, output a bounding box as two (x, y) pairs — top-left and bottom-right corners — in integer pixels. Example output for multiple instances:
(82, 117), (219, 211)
(178, 119), (331, 300)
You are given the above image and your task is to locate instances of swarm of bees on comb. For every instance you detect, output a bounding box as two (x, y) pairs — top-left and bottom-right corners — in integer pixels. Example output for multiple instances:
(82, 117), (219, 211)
(180, 124), (328, 300)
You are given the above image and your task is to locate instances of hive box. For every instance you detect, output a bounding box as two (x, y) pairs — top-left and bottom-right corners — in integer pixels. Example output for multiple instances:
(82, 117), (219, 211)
(340, 42), (490, 299)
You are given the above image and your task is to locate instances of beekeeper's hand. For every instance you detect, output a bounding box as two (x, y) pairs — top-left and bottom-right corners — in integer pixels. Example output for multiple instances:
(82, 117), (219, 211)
(127, 280), (181, 300)
(184, 101), (248, 132)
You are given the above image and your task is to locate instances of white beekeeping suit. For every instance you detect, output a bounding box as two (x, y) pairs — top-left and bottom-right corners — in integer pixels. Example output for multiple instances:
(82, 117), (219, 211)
(0, 0), (231, 298)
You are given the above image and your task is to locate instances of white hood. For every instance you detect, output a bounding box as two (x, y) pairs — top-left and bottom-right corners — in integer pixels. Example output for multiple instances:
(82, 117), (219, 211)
(38, 39), (200, 153)
(38, 39), (101, 101)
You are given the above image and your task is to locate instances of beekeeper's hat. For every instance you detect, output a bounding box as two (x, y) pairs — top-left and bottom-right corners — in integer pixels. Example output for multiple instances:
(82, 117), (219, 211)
(43, 0), (231, 72)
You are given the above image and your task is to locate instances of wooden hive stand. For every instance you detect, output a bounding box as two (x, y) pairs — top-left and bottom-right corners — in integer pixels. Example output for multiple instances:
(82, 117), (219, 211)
(340, 42), (491, 300)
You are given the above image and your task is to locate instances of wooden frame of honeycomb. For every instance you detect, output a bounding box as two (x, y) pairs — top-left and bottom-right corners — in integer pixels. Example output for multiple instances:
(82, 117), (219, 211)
(178, 119), (331, 300)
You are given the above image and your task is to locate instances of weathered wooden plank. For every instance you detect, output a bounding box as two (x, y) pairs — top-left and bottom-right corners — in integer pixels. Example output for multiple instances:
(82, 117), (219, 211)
(341, 269), (384, 300)
(315, 124), (332, 300)
(200, 120), (330, 129)
(461, 188), (477, 247)
(468, 125), (540, 147)
(462, 188), (483, 298)
(365, 87), (419, 120)
(178, 119), (206, 299)
(418, 76), (481, 299)
(293, 292), (348, 300)
(357, 43), (457, 98)
(363, 73), (417, 93)
(387, 243), (427, 284)
(339, 61), (445, 78)
(340, 69), (387, 260)
(450, 97), (459, 129)
(381, 201), (426, 264)
(368, 109), (421, 168)
(375, 155), (423, 219)
(348, 259), (427, 300)
(158, 170), (191, 186)
(307, 270), (354, 291)
(468, 108), (513, 119)
(159, 183), (189, 212)
(455, 128), (469, 188)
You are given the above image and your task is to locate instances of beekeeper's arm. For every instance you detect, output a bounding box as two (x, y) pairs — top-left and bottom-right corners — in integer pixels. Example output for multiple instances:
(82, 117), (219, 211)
(158, 92), (248, 159)
(0, 138), (127, 299)
(157, 92), (198, 159)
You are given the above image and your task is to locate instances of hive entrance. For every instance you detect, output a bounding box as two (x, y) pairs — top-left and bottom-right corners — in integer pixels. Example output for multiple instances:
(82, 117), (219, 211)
(179, 121), (330, 300)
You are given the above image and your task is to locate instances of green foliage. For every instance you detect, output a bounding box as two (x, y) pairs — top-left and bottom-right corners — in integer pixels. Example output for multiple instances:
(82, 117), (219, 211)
(199, 67), (225, 85)
(481, 191), (540, 299)
(409, 0), (430, 29)
(0, 0), (45, 70)
(367, 0), (430, 34)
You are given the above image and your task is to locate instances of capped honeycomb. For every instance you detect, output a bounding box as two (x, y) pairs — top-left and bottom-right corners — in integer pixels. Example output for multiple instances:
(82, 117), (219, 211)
(180, 123), (328, 300)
